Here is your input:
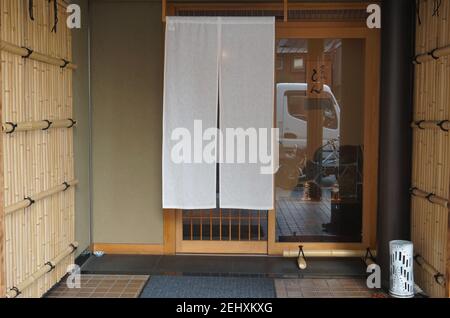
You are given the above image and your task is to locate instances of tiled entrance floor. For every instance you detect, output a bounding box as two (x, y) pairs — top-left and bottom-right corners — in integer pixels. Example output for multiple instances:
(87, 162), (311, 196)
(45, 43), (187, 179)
(45, 275), (148, 298)
(44, 256), (384, 298)
(45, 275), (386, 298)
(275, 278), (387, 298)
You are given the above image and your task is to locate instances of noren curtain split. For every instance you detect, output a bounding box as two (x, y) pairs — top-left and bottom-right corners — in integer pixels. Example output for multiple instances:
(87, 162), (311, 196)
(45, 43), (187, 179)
(163, 17), (275, 210)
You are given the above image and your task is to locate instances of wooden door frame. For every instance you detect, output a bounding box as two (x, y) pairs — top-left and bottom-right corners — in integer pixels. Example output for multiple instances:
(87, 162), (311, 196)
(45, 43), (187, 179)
(268, 22), (380, 255)
(166, 2), (373, 15)
(163, 4), (380, 256)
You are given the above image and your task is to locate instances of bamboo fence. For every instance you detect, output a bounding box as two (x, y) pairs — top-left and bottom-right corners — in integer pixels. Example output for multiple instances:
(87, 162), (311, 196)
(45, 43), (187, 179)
(412, 0), (450, 298)
(0, 0), (76, 298)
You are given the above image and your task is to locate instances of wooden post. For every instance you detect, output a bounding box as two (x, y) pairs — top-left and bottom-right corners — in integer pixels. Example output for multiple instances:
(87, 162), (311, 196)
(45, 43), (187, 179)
(163, 210), (176, 254)
(301, 39), (325, 201)
(283, 0), (288, 22)
(306, 40), (324, 163)
(162, 0), (167, 22)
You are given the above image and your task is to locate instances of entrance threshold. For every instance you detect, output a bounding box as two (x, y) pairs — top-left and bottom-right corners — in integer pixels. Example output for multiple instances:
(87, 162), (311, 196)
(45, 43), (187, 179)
(81, 254), (367, 278)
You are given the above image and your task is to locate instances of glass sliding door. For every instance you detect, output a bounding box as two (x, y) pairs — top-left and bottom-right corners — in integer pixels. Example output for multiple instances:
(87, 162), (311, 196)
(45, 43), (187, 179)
(275, 38), (366, 243)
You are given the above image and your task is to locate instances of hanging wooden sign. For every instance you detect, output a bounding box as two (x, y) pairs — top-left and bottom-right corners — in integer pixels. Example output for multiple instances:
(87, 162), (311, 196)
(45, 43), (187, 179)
(306, 60), (332, 100)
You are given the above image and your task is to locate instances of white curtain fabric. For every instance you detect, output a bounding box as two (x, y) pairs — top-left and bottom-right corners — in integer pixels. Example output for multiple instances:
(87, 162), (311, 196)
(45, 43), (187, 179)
(219, 17), (275, 210)
(163, 17), (219, 209)
(163, 16), (275, 210)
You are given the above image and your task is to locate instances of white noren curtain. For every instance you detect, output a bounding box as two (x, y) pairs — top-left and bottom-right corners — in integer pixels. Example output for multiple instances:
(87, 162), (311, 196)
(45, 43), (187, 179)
(163, 17), (275, 210)
(219, 18), (275, 210)
(163, 17), (219, 209)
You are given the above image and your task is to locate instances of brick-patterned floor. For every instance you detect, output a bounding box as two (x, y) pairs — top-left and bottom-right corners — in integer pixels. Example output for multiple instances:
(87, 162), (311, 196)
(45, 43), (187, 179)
(45, 275), (149, 298)
(276, 189), (332, 238)
(274, 278), (387, 298)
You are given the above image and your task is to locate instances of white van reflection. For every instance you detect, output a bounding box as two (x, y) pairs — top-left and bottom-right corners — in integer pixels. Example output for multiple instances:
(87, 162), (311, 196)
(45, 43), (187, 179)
(276, 83), (341, 149)
(276, 83), (341, 190)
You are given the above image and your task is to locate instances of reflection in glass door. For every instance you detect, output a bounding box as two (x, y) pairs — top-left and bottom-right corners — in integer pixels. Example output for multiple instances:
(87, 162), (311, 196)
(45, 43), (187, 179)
(275, 38), (365, 243)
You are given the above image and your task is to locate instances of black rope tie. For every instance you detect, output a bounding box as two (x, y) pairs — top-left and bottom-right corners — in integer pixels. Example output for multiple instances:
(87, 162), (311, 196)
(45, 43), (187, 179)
(425, 193), (435, 203)
(437, 120), (449, 132)
(365, 248), (375, 263)
(67, 118), (77, 128)
(60, 59), (70, 69)
(69, 243), (78, 252)
(413, 55), (422, 65)
(5, 122), (18, 134)
(21, 47), (34, 59)
(432, 0), (442, 17)
(415, 254), (445, 286)
(62, 182), (71, 191)
(42, 120), (53, 131)
(50, 0), (58, 33)
(429, 48), (440, 60)
(434, 273), (445, 284)
(9, 286), (21, 297)
(410, 187), (418, 196)
(415, 120), (426, 130)
(44, 261), (56, 273)
(29, 0), (34, 21)
(24, 197), (35, 208)
(298, 245), (306, 260)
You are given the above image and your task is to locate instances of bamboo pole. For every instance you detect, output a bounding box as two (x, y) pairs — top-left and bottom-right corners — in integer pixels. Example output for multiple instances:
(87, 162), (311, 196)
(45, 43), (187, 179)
(0, 40), (77, 70)
(17, 0), (25, 294)
(5, 179), (78, 216)
(6, 0), (16, 294)
(5, 242), (78, 298)
(415, 254), (446, 286)
(36, 2), (46, 293)
(284, 248), (377, 270)
(2, 118), (76, 133)
(415, 44), (450, 64)
(0, 4), (4, 299)
(283, 249), (377, 258)
(410, 187), (449, 209)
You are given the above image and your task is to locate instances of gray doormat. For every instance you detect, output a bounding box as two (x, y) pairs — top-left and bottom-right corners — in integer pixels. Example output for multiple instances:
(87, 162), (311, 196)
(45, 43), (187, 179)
(140, 275), (276, 298)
